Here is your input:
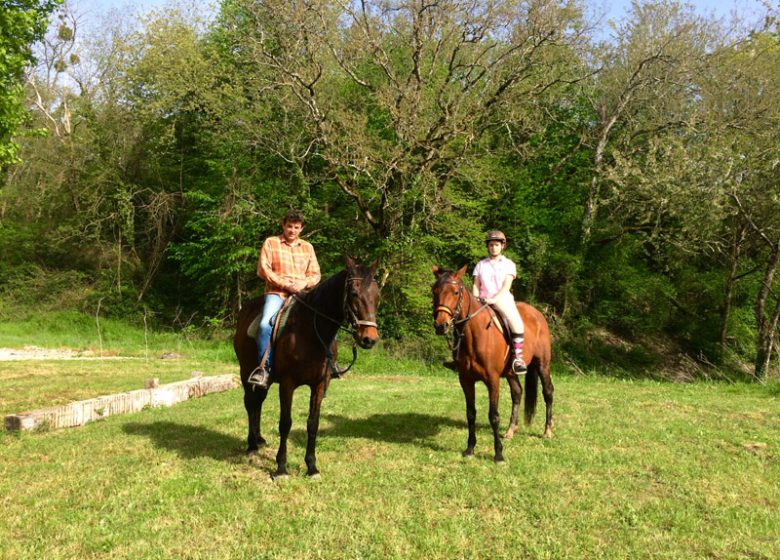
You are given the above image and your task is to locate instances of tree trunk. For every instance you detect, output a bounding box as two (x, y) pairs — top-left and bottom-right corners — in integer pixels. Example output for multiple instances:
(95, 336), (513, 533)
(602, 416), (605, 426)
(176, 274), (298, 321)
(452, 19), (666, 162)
(719, 224), (746, 349)
(754, 240), (780, 381)
(581, 116), (616, 247)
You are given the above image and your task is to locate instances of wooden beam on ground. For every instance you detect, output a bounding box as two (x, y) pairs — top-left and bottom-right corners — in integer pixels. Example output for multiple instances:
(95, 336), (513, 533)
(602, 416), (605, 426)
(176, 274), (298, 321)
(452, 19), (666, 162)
(4, 373), (239, 432)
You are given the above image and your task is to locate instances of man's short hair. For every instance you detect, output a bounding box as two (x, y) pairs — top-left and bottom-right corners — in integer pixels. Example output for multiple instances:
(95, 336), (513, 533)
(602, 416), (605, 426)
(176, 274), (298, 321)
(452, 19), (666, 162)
(283, 209), (305, 225)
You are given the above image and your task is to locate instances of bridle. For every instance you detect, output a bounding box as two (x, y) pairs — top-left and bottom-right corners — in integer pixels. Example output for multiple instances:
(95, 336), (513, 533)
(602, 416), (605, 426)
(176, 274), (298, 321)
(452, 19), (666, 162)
(434, 277), (490, 358)
(343, 274), (378, 330)
(434, 280), (466, 326)
(435, 278), (491, 326)
(292, 271), (378, 377)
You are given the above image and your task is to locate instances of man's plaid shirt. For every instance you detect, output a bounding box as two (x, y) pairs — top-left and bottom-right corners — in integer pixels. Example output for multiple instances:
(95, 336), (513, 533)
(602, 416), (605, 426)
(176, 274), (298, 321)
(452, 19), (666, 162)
(257, 235), (321, 297)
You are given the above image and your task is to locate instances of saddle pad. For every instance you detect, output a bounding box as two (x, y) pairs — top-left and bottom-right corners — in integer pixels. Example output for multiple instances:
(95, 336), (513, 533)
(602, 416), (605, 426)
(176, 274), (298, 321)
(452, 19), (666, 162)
(488, 305), (508, 338)
(247, 313), (262, 340)
(246, 298), (296, 342)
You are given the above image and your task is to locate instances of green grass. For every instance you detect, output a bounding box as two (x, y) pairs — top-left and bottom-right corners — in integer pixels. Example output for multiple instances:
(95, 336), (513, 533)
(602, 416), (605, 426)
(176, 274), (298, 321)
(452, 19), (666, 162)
(1, 309), (779, 559)
(0, 310), (235, 416)
(0, 308), (233, 361)
(1, 349), (779, 558)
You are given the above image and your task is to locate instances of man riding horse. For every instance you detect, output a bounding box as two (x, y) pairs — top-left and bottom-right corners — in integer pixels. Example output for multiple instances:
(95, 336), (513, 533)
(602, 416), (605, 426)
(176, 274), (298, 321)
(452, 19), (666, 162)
(248, 209), (321, 389)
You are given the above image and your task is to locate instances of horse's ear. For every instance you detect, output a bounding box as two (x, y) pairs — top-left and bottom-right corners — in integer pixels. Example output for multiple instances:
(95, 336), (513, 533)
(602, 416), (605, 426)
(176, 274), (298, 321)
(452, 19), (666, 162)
(344, 255), (356, 269)
(369, 258), (380, 275)
(432, 265), (442, 277)
(453, 264), (468, 279)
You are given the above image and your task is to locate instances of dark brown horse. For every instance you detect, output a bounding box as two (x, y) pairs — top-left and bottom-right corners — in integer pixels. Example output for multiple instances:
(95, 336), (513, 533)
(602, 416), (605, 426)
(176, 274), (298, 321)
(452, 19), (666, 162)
(432, 264), (553, 462)
(234, 257), (380, 477)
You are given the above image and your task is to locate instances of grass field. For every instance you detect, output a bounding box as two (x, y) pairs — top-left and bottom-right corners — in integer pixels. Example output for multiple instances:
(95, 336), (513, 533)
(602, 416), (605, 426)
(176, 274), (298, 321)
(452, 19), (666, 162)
(1, 329), (779, 559)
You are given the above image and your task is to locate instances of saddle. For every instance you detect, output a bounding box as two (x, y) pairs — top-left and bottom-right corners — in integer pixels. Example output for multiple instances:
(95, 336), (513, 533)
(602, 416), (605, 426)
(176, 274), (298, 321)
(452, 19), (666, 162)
(246, 297), (296, 371)
(486, 304), (515, 371)
(246, 297), (295, 341)
(486, 304), (513, 345)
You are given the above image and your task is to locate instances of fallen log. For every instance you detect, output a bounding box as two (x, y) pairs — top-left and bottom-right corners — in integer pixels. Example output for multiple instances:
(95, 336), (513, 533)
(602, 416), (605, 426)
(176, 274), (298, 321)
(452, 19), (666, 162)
(4, 373), (239, 432)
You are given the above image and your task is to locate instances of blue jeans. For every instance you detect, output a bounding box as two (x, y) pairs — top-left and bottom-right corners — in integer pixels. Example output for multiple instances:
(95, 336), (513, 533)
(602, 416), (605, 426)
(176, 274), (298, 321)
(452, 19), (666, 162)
(258, 294), (284, 369)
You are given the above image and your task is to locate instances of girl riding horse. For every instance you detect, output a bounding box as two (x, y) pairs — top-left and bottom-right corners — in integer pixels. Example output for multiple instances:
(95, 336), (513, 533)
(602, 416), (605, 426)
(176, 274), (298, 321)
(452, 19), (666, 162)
(432, 260), (553, 463)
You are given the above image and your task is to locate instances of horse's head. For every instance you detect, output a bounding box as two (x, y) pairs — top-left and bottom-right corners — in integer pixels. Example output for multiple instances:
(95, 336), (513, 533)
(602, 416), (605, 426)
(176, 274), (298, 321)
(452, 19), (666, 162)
(431, 264), (468, 335)
(344, 256), (381, 349)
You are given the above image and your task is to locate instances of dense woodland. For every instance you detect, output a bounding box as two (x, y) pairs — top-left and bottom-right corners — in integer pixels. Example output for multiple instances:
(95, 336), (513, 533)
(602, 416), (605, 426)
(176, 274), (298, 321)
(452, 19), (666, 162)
(1, 0), (779, 380)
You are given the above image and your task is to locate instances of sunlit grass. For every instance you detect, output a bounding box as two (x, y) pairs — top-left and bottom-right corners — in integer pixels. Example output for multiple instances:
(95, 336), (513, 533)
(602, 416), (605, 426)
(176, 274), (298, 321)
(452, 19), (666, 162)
(1, 313), (779, 558)
(0, 309), (234, 361)
(1, 365), (779, 559)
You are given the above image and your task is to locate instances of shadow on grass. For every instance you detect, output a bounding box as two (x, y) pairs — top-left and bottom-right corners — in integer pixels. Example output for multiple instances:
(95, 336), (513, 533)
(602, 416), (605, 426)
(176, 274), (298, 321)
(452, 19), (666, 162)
(314, 412), (462, 451)
(122, 413), (464, 460)
(122, 421), (244, 462)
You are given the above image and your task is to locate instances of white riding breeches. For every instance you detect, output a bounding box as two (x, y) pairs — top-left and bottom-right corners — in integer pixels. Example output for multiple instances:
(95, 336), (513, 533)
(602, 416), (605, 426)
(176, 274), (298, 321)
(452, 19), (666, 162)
(493, 292), (524, 335)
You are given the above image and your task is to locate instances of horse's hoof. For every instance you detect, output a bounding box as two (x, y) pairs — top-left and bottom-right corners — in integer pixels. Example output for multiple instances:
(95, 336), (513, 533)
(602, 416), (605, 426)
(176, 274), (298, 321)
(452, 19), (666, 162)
(494, 457), (506, 465)
(503, 430), (515, 440)
(542, 429), (553, 439)
(308, 472), (321, 481)
(461, 451), (474, 459)
(272, 472), (289, 481)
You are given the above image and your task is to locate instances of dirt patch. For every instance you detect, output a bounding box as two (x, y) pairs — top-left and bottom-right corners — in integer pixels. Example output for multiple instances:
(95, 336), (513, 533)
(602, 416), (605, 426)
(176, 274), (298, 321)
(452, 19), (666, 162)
(0, 346), (122, 361)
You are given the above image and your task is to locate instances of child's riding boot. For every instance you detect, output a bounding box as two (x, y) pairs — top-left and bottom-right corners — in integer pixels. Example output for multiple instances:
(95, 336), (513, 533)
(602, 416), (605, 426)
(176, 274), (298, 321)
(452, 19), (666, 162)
(511, 333), (526, 375)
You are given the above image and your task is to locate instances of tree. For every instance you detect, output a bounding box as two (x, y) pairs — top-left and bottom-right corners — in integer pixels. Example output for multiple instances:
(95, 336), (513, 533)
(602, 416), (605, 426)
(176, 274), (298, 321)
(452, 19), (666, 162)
(579, 0), (717, 246)
(223, 0), (587, 239)
(718, 30), (780, 380)
(0, 0), (60, 169)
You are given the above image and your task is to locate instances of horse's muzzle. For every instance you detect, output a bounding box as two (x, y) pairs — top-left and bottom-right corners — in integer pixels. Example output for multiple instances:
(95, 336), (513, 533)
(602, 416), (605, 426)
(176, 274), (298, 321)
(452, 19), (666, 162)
(358, 336), (377, 349)
(434, 321), (451, 336)
(355, 327), (378, 349)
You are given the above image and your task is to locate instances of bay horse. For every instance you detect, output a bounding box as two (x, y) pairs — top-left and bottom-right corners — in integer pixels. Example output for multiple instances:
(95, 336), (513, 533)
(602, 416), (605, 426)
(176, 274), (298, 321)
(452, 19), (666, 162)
(234, 257), (380, 477)
(431, 264), (553, 462)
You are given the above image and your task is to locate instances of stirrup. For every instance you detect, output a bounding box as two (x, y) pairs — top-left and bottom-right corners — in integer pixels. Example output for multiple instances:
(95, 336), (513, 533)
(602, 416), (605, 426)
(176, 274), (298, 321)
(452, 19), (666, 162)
(511, 358), (527, 374)
(247, 364), (272, 389)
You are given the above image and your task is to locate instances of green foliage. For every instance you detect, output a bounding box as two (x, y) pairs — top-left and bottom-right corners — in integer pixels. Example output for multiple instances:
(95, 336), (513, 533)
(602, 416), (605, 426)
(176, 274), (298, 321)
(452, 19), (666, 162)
(2, 0), (780, 377)
(0, 0), (61, 168)
(586, 239), (675, 336)
(0, 263), (90, 318)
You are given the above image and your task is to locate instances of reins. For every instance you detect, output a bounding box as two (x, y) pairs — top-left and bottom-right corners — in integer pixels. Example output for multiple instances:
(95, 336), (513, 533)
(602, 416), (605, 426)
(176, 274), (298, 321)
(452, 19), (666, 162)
(436, 278), (490, 360)
(292, 273), (377, 377)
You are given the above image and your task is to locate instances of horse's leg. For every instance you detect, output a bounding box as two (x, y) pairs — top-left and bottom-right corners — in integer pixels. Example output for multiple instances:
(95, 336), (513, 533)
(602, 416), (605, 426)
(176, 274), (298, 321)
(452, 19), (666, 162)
(243, 386), (267, 453)
(275, 380), (294, 477)
(503, 374), (523, 440)
(459, 376), (477, 457)
(539, 360), (554, 439)
(486, 376), (504, 463)
(304, 381), (326, 477)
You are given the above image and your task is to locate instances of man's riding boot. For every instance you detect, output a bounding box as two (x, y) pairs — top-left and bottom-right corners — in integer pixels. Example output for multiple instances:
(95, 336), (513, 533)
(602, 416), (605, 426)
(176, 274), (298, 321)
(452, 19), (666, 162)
(511, 334), (526, 375)
(247, 363), (273, 390)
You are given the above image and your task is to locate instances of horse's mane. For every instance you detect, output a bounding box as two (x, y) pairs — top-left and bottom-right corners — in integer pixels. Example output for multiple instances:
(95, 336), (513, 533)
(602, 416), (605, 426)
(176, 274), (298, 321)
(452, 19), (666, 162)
(297, 263), (375, 310)
(298, 269), (347, 309)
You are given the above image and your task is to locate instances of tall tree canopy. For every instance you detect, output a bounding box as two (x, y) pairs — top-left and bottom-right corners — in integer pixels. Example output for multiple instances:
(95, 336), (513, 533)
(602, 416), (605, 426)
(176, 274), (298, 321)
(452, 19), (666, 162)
(3, 0), (780, 379)
(0, 0), (60, 169)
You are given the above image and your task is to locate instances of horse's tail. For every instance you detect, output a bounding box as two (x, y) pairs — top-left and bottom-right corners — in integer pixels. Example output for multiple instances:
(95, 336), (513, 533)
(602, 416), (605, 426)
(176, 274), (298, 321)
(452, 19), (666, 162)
(524, 360), (538, 426)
